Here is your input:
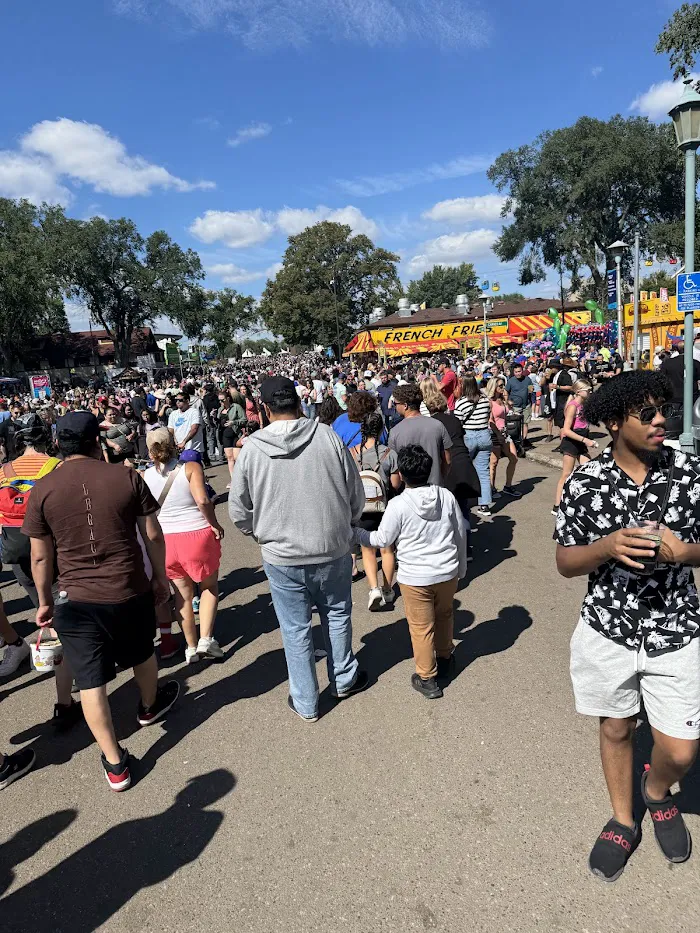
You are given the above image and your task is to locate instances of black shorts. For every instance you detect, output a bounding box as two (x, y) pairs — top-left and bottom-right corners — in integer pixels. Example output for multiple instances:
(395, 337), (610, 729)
(222, 426), (238, 449)
(355, 513), (383, 533)
(53, 591), (156, 690)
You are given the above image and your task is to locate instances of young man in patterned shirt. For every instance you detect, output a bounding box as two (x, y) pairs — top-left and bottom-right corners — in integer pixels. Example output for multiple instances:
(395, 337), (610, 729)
(555, 371), (700, 882)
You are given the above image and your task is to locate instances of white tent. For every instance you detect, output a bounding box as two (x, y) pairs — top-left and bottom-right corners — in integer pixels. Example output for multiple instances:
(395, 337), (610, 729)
(261, 348), (272, 356)
(242, 349), (254, 358)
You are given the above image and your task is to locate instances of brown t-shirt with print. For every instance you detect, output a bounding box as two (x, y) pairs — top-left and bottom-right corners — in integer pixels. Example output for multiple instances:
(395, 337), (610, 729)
(22, 458), (159, 604)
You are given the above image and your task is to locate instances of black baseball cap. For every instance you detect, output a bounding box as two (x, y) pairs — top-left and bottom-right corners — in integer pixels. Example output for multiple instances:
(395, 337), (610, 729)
(56, 411), (100, 442)
(259, 376), (298, 407)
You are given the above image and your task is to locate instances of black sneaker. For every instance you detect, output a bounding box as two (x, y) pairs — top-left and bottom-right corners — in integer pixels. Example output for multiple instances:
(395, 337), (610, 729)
(502, 485), (523, 499)
(411, 673), (443, 699)
(551, 505), (558, 516)
(332, 669), (370, 699)
(475, 505), (492, 518)
(287, 695), (319, 722)
(101, 746), (131, 792)
(53, 700), (84, 733)
(436, 654), (456, 685)
(641, 769), (691, 863)
(588, 818), (640, 882)
(0, 748), (36, 790)
(137, 680), (180, 727)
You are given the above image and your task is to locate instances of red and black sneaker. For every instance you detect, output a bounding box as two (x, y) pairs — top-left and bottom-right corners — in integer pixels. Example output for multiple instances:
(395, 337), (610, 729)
(588, 818), (641, 882)
(101, 746), (131, 793)
(158, 632), (180, 660)
(136, 680), (180, 727)
(641, 769), (691, 863)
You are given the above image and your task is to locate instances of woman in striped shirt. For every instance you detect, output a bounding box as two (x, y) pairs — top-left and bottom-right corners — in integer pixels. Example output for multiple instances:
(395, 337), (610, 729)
(455, 376), (493, 517)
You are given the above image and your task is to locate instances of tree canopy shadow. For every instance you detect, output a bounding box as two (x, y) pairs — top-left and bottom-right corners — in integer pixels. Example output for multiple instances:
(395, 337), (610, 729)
(0, 769), (235, 933)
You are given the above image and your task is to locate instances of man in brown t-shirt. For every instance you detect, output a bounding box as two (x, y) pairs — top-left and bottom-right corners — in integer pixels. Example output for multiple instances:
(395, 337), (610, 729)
(22, 412), (179, 792)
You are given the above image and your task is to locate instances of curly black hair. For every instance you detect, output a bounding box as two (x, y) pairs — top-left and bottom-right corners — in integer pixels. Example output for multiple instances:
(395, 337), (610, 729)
(317, 396), (343, 425)
(583, 371), (673, 426)
(392, 383), (423, 411)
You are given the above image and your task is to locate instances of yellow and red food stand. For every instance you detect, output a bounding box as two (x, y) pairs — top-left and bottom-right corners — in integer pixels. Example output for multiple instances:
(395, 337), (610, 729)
(344, 311), (590, 358)
(622, 295), (700, 357)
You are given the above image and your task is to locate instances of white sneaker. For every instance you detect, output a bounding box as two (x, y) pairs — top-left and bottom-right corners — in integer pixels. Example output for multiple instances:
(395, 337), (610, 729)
(196, 636), (223, 659)
(185, 646), (200, 664)
(381, 587), (395, 606)
(368, 587), (384, 611)
(0, 640), (30, 677)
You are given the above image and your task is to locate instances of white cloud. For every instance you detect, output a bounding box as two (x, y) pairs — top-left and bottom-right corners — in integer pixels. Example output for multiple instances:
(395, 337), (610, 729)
(0, 118), (214, 205)
(276, 205), (378, 237)
(405, 228), (498, 275)
(336, 155), (491, 197)
(189, 204), (379, 247)
(22, 118), (214, 197)
(591, 65), (603, 78)
(112, 0), (490, 51)
(630, 75), (699, 121)
(189, 209), (275, 248)
(0, 151), (70, 205)
(208, 262), (282, 284)
(228, 121), (272, 148)
(423, 194), (505, 225)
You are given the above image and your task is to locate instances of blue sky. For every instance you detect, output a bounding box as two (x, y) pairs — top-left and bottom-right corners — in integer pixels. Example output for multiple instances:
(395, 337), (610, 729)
(0, 0), (687, 332)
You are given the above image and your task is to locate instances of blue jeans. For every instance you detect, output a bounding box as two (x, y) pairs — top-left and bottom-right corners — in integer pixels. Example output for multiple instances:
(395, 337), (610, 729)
(264, 553), (359, 718)
(465, 429), (493, 506)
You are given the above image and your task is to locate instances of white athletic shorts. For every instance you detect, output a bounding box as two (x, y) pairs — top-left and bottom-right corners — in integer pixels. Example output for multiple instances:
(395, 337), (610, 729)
(570, 619), (700, 741)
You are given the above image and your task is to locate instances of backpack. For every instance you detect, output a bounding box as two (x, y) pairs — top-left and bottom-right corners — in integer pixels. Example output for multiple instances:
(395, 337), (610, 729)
(356, 446), (390, 515)
(0, 456), (61, 564)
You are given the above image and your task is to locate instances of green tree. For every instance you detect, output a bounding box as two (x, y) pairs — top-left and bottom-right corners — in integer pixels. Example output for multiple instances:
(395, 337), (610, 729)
(640, 270), (677, 296)
(656, 3), (700, 83)
(497, 292), (526, 303)
(63, 217), (204, 366)
(202, 289), (257, 358)
(487, 116), (684, 301)
(406, 263), (479, 308)
(259, 221), (400, 351)
(0, 198), (69, 369)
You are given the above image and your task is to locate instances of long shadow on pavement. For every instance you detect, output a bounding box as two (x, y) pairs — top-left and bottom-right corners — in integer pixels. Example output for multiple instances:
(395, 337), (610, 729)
(462, 514), (516, 586)
(0, 808), (77, 898)
(354, 604), (533, 690)
(0, 769), (235, 933)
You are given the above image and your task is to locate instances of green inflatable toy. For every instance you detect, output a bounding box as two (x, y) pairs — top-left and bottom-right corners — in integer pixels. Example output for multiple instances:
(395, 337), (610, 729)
(547, 307), (562, 333)
(585, 299), (605, 325)
(557, 323), (571, 350)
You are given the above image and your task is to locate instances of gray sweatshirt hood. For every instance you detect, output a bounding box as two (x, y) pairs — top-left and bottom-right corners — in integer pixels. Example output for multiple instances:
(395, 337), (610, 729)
(248, 418), (319, 459)
(402, 485), (444, 521)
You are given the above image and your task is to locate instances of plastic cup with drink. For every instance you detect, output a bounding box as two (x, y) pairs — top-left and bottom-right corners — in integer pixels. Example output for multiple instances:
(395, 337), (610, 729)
(627, 518), (663, 575)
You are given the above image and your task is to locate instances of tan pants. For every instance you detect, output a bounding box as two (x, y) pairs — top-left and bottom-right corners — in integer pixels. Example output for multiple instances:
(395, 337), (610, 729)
(399, 578), (458, 679)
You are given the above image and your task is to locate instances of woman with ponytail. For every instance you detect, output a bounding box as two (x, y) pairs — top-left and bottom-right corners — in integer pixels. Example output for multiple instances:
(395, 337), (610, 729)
(144, 428), (225, 664)
(349, 411), (402, 611)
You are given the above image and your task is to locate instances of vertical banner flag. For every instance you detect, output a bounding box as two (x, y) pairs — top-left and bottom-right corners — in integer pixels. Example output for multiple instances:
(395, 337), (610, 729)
(606, 269), (617, 310)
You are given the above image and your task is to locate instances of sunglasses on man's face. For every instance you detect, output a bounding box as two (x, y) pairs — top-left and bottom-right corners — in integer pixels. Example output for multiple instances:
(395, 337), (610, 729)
(630, 402), (676, 424)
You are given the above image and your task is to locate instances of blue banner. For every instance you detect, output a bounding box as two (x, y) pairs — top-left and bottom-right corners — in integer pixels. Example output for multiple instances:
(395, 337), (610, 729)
(606, 269), (617, 310)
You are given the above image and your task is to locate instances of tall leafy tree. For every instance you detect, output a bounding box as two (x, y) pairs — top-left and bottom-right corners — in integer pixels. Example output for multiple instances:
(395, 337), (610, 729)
(641, 270), (678, 296)
(496, 292), (526, 303)
(202, 289), (257, 358)
(259, 221), (400, 350)
(0, 198), (69, 369)
(63, 217), (204, 365)
(406, 263), (479, 308)
(487, 116), (685, 300)
(656, 3), (700, 83)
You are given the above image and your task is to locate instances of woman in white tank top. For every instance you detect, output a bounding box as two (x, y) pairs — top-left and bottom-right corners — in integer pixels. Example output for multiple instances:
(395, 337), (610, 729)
(144, 429), (225, 664)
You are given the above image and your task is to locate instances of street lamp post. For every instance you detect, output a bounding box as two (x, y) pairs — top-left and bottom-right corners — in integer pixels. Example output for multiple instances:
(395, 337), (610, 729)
(478, 293), (491, 357)
(608, 240), (628, 359)
(669, 79), (700, 452)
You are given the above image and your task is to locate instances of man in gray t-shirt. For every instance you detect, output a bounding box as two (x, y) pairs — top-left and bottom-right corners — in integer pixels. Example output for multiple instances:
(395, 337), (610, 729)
(389, 384), (452, 486)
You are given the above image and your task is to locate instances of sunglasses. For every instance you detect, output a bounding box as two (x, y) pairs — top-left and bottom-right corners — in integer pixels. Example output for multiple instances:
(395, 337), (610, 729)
(630, 402), (676, 424)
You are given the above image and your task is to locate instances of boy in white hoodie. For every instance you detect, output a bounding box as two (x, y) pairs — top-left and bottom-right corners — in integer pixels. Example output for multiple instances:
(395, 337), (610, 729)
(354, 444), (467, 699)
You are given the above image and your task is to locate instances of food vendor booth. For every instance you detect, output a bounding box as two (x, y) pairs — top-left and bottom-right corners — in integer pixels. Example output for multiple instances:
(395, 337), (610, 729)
(622, 294), (700, 362)
(344, 300), (590, 360)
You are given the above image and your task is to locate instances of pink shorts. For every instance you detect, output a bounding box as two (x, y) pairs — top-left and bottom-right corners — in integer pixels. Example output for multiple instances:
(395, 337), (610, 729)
(164, 528), (221, 582)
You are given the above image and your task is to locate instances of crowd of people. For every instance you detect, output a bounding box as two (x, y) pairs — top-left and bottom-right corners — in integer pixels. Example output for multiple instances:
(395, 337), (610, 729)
(2, 344), (700, 888)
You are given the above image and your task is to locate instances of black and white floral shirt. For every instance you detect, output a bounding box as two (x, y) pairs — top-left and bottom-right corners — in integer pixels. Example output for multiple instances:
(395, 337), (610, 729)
(555, 446), (700, 654)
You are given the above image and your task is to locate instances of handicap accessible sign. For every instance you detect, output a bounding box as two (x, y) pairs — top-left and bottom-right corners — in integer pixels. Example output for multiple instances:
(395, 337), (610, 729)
(677, 272), (700, 314)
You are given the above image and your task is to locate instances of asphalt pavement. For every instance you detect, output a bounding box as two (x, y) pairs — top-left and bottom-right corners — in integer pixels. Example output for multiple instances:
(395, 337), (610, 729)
(1, 451), (699, 933)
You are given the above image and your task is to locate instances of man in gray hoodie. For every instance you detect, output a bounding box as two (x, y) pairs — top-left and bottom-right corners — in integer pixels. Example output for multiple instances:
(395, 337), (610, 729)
(229, 376), (368, 721)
